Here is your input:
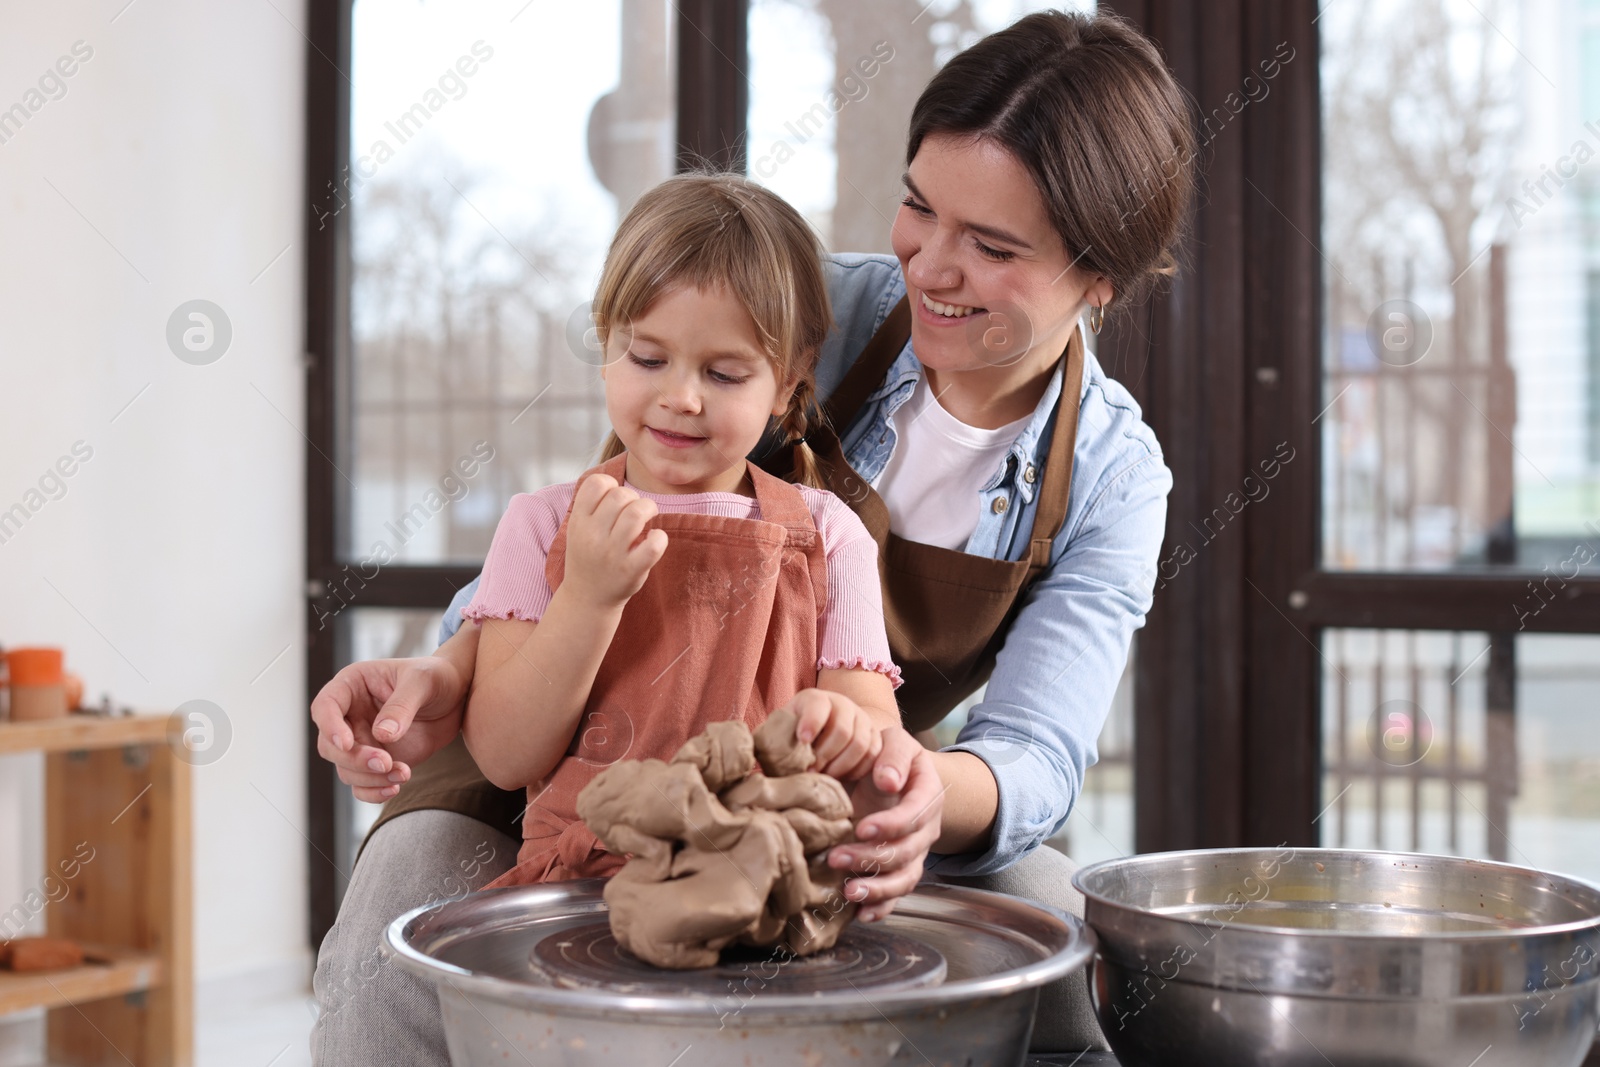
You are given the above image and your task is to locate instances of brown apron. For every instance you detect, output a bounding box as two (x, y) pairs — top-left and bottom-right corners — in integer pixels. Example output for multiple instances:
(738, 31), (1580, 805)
(479, 451), (827, 885)
(773, 296), (1085, 731)
(366, 297), (1082, 840)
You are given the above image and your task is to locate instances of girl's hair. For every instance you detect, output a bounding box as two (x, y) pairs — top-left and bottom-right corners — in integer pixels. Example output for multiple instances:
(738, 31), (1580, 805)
(594, 173), (830, 489)
(907, 10), (1196, 316)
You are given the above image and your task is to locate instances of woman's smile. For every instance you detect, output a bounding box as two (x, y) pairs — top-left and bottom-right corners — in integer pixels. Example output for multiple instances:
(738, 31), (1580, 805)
(916, 289), (986, 323)
(892, 132), (1105, 426)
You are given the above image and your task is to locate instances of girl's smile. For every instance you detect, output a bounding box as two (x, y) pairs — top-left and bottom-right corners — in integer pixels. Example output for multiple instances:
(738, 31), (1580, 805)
(646, 426), (706, 449)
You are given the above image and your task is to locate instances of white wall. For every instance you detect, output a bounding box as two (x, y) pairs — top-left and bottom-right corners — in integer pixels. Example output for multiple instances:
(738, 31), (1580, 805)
(0, 0), (310, 1014)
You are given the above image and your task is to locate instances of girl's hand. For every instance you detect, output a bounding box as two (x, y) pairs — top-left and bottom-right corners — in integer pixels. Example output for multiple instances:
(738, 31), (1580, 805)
(564, 474), (668, 608)
(785, 687), (886, 782)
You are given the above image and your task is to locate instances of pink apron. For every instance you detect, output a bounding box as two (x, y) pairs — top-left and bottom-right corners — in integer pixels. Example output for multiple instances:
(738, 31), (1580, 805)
(487, 452), (828, 886)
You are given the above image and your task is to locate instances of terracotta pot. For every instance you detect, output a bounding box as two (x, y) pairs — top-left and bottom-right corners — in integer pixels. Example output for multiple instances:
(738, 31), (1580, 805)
(63, 670), (84, 710)
(10, 684), (68, 721)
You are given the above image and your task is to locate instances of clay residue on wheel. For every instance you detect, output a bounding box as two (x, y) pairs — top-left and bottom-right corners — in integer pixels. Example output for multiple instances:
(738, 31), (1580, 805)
(576, 708), (858, 969)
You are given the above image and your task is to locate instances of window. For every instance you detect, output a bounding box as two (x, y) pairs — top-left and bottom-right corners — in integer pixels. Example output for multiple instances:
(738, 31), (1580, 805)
(1321, 629), (1600, 883)
(345, 0), (674, 574)
(304, 0), (707, 942)
(1313, 0), (1600, 878)
(1590, 269), (1600, 464)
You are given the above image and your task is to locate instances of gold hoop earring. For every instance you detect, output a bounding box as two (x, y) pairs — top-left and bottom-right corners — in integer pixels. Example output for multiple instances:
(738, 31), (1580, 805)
(1089, 303), (1105, 335)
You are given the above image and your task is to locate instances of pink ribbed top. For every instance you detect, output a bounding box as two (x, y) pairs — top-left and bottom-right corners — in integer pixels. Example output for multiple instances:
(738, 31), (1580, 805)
(463, 480), (902, 688)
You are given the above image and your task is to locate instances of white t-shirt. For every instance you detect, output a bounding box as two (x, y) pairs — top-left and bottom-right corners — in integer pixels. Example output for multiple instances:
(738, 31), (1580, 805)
(870, 374), (1031, 552)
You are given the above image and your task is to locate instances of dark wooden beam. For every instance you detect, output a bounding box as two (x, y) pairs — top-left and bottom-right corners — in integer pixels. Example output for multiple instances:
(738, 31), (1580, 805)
(1294, 572), (1600, 633)
(675, 0), (748, 171)
(1108, 0), (1324, 852)
(308, 565), (481, 613)
(1240, 0), (1322, 848)
(303, 0), (352, 951)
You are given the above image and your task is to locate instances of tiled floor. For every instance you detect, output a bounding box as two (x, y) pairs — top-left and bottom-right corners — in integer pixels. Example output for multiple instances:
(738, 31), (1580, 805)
(194, 987), (316, 1067)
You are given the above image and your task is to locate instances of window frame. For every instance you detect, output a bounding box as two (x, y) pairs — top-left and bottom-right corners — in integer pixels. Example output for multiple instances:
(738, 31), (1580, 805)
(301, 0), (747, 949)
(1107, 0), (1600, 858)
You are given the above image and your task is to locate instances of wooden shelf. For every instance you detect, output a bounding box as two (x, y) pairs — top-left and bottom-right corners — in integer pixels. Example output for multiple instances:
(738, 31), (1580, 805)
(0, 712), (192, 1063)
(0, 946), (162, 1015)
(0, 713), (169, 756)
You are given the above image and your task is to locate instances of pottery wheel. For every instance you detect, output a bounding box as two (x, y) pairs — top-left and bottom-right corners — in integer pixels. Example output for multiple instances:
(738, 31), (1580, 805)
(529, 920), (947, 996)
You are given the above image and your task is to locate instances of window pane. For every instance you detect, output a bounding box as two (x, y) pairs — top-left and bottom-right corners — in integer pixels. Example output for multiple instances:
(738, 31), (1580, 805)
(747, 0), (1095, 254)
(346, 0), (675, 565)
(1320, 1), (1600, 571)
(1320, 629), (1600, 884)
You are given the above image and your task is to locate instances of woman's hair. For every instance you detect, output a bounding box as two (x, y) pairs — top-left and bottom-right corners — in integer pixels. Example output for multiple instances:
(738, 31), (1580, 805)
(907, 10), (1196, 316)
(593, 172), (830, 489)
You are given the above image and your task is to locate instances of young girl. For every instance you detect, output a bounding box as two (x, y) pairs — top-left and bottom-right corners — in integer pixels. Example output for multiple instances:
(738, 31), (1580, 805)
(460, 173), (904, 887)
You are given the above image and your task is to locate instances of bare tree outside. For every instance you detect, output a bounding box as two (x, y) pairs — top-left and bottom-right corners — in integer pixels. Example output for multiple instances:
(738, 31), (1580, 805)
(1319, 0), (1600, 881)
(748, 0), (1011, 253)
(1322, 0), (1521, 572)
(821, 0), (977, 252)
(351, 153), (594, 566)
(347, 0), (675, 575)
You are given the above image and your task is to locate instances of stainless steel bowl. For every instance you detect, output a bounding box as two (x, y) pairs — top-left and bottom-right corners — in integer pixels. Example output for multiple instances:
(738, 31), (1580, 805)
(1072, 847), (1600, 1067)
(385, 878), (1095, 1066)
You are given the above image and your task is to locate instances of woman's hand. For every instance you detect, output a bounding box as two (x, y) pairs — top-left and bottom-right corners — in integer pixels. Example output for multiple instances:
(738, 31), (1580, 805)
(564, 474), (667, 608)
(782, 678), (941, 922)
(310, 623), (478, 802)
(826, 727), (945, 923)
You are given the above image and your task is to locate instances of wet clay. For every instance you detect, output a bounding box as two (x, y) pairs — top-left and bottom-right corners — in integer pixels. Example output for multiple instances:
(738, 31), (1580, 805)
(576, 709), (858, 969)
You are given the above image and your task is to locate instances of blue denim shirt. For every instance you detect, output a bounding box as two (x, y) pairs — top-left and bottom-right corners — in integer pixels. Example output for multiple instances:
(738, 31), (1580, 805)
(439, 253), (1172, 876)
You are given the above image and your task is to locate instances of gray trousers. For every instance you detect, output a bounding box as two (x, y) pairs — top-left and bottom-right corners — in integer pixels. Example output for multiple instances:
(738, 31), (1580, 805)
(311, 810), (1108, 1065)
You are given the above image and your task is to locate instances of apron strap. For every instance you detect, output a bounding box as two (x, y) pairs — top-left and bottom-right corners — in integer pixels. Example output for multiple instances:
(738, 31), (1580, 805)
(821, 296), (913, 431)
(746, 460), (828, 627)
(550, 453), (828, 622)
(745, 460), (818, 550)
(557, 451), (632, 531)
(585, 451), (631, 492)
(821, 294), (1084, 584)
(1024, 326), (1085, 582)
(571, 453), (819, 553)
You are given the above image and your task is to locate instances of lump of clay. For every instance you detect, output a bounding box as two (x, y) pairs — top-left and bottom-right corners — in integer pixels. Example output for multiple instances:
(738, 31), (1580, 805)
(672, 719), (756, 792)
(575, 708), (858, 969)
(751, 709), (813, 777)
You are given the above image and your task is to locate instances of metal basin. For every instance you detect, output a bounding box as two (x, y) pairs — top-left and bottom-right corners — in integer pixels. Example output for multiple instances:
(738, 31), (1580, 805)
(1072, 847), (1600, 1067)
(385, 878), (1094, 1066)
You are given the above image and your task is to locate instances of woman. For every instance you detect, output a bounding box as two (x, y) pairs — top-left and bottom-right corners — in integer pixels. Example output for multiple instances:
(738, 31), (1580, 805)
(310, 10), (1193, 1062)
